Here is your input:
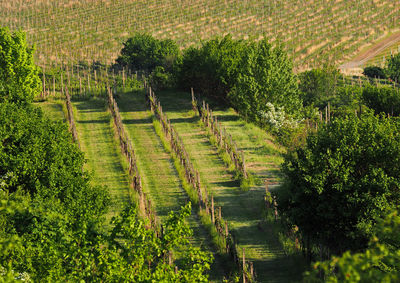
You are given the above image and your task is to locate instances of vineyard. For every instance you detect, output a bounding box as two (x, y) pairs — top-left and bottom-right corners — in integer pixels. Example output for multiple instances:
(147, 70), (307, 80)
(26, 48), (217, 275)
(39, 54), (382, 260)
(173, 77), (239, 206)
(2, 1), (400, 282)
(1, 0), (399, 69)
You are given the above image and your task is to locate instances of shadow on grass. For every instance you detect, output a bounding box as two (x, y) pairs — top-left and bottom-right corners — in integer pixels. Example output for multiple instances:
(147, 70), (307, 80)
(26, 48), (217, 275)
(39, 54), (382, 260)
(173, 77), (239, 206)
(214, 114), (239, 122)
(77, 119), (109, 124)
(211, 179), (239, 188)
(122, 118), (151, 125)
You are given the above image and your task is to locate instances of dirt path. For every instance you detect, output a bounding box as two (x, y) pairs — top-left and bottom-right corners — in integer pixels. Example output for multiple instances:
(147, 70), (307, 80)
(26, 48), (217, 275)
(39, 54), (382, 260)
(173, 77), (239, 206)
(340, 31), (400, 69)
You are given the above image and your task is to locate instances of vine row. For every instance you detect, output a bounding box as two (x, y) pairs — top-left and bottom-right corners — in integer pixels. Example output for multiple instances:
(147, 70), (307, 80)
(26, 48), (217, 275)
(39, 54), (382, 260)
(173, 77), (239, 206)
(145, 83), (255, 282)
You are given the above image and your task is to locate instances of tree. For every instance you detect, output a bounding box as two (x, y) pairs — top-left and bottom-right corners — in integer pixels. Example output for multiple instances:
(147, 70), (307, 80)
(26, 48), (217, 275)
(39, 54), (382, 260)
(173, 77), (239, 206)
(0, 103), (109, 222)
(228, 39), (301, 121)
(304, 210), (400, 282)
(363, 66), (386, 79)
(0, 102), (213, 281)
(277, 114), (400, 257)
(116, 33), (180, 74)
(298, 67), (340, 108)
(0, 27), (41, 104)
(386, 53), (400, 82)
(362, 84), (400, 116)
(177, 35), (248, 101)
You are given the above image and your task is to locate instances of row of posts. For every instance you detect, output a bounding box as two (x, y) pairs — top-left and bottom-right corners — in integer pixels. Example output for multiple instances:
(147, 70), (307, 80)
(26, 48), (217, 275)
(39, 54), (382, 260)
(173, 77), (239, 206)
(144, 82), (255, 282)
(191, 88), (248, 179)
(64, 87), (80, 147)
(107, 86), (157, 229)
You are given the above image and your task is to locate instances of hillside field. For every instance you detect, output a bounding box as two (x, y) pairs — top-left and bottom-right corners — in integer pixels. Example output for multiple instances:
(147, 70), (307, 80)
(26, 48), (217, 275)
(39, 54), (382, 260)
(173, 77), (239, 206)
(1, 0), (399, 70)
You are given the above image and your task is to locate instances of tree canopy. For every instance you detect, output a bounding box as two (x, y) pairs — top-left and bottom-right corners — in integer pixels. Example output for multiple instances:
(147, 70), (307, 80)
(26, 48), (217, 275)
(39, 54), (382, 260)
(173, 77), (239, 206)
(386, 53), (400, 82)
(116, 33), (180, 74)
(229, 39), (301, 121)
(304, 210), (400, 282)
(0, 27), (41, 104)
(277, 113), (400, 256)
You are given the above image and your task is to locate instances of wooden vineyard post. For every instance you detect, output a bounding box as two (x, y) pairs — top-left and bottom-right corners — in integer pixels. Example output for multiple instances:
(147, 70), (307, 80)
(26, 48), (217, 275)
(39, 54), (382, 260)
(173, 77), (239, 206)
(243, 248), (246, 283)
(61, 73), (64, 96)
(191, 87), (196, 113)
(241, 151), (247, 178)
(42, 71), (46, 98)
(211, 196), (215, 224)
(328, 102), (331, 123)
(53, 76), (56, 96)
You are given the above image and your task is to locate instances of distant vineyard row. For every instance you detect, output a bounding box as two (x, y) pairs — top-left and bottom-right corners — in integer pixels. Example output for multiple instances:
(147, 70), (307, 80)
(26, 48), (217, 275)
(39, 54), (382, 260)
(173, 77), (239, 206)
(0, 0), (399, 69)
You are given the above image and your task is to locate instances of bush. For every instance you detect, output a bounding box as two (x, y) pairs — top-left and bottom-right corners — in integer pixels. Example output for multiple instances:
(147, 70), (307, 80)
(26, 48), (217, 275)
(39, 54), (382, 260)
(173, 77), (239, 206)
(229, 39), (301, 121)
(298, 67), (340, 108)
(177, 34), (248, 102)
(149, 66), (174, 90)
(277, 113), (400, 256)
(362, 84), (400, 116)
(386, 53), (400, 82)
(363, 66), (386, 79)
(0, 27), (41, 104)
(116, 33), (180, 74)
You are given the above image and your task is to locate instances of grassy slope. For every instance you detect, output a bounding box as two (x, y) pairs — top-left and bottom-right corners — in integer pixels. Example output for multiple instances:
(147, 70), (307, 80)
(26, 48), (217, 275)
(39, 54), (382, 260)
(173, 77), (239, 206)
(115, 90), (226, 281)
(72, 97), (130, 220)
(34, 99), (66, 122)
(156, 90), (304, 282)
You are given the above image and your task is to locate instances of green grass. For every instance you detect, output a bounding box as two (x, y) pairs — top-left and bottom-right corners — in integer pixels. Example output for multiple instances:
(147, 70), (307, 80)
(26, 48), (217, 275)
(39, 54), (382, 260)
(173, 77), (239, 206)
(114, 90), (227, 282)
(72, 97), (131, 220)
(34, 98), (66, 122)
(156, 90), (306, 282)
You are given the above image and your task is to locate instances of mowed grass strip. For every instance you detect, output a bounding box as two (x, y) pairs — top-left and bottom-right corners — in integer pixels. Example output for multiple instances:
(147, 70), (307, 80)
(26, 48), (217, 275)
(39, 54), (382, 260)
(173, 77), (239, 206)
(116, 90), (227, 281)
(34, 98), (66, 122)
(156, 90), (304, 282)
(72, 97), (130, 220)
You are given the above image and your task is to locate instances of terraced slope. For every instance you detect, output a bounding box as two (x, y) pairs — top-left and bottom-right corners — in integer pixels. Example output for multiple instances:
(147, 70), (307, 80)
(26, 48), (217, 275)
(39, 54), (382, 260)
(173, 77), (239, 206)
(72, 98), (130, 219)
(156, 91), (305, 282)
(1, 0), (399, 69)
(115, 90), (226, 281)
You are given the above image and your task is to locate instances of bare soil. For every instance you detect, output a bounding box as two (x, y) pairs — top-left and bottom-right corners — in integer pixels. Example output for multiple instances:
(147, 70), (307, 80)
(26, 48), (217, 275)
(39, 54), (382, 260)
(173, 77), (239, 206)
(340, 31), (400, 69)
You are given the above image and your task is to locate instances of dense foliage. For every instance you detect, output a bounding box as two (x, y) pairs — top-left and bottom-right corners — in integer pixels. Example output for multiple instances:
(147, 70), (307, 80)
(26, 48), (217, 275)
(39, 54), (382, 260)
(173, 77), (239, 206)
(304, 210), (400, 282)
(386, 53), (400, 82)
(229, 39), (301, 121)
(362, 66), (386, 79)
(298, 67), (340, 108)
(362, 85), (400, 116)
(177, 35), (248, 101)
(115, 33), (181, 90)
(0, 27), (41, 104)
(1, 29), (212, 281)
(0, 104), (213, 281)
(277, 114), (400, 256)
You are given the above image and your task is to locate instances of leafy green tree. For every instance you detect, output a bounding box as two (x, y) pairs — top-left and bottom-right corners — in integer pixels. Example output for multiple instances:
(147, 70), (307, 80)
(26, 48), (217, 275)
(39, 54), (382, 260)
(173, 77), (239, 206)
(277, 113), (400, 257)
(229, 39), (301, 121)
(178, 35), (248, 101)
(0, 27), (41, 104)
(363, 66), (386, 79)
(298, 67), (340, 108)
(116, 33), (180, 74)
(386, 53), (400, 82)
(304, 210), (400, 282)
(362, 84), (400, 116)
(0, 103), (212, 281)
(0, 103), (109, 223)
